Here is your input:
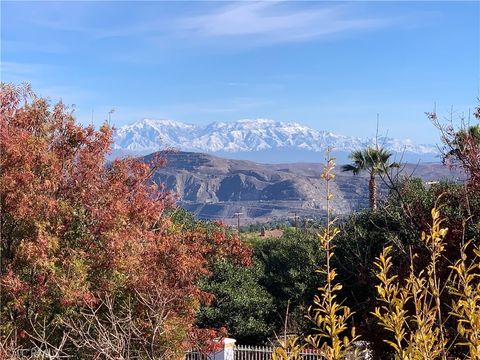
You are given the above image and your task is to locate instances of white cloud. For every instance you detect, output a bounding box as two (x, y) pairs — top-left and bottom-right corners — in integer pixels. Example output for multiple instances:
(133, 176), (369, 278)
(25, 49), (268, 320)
(178, 2), (391, 44)
(4, 1), (396, 55)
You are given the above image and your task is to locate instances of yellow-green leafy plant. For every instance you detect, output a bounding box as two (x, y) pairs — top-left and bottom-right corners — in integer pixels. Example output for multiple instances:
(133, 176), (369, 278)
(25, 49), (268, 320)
(373, 207), (449, 359)
(271, 336), (305, 360)
(270, 150), (358, 360)
(305, 150), (359, 360)
(448, 239), (480, 359)
(271, 301), (306, 360)
(372, 246), (410, 358)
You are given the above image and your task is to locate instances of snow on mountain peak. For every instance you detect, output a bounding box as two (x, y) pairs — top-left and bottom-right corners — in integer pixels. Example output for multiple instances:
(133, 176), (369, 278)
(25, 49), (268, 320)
(142, 118), (196, 129)
(113, 118), (438, 156)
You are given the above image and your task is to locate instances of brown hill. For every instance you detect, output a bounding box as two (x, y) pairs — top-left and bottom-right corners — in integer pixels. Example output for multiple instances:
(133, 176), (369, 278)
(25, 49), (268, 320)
(144, 151), (462, 224)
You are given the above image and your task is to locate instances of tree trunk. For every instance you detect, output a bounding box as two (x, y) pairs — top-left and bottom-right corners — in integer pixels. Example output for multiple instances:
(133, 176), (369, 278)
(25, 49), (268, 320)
(369, 173), (377, 210)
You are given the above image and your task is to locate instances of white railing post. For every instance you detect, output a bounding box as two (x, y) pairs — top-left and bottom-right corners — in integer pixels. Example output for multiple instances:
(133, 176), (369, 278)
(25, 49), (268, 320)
(206, 338), (236, 360)
(222, 338), (236, 360)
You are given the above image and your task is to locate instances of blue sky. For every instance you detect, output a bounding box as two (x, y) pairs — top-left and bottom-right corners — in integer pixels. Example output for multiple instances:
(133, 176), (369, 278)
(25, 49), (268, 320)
(2, 1), (479, 143)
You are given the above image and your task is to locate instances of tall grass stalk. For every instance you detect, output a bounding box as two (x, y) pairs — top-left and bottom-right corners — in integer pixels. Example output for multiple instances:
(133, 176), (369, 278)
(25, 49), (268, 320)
(305, 150), (359, 360)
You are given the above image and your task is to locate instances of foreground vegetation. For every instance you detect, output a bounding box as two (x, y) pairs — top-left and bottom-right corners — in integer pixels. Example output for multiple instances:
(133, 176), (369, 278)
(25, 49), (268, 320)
(1, 83), (479, 359)
(0, 84), (250, 359)
(199, 109), (480, 358)
(270, 110), (480, 358)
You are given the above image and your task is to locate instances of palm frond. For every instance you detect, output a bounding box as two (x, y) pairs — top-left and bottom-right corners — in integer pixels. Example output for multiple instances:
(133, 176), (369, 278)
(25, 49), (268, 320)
(344, 146), (399, 175)
(341, 164), (360, 174)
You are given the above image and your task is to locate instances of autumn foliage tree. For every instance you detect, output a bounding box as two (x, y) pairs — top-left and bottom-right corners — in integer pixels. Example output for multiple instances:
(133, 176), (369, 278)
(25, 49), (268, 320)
(0, 83), (250, 358)
(430, 104), (480, 187)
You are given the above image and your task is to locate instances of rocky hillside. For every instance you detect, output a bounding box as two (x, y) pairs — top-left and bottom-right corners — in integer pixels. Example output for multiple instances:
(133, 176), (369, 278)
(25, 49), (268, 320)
(145, 151), (460, 224)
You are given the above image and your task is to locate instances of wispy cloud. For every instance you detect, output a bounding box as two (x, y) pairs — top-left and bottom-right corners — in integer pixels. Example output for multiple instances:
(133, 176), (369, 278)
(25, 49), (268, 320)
(0, 61), (59, 84)
(3, 40), (67, 54)
(5, 2), (156, 41)
(83, 97), (275, 128)
(1, 61), (40, 76)
(3, 1), (397, 57)
(178, 2), (391, 44)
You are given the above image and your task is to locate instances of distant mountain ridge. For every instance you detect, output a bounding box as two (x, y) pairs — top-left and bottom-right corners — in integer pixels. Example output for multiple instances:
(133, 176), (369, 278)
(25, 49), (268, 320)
(145, 151), (459, 223)
(113, 118), (438, 159)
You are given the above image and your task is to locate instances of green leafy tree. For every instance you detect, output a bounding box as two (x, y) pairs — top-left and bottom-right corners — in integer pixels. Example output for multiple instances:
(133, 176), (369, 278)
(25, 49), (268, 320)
(254, 229), (325, 335)
(196, 260), (274, 345)
(342, 147), (399, 209)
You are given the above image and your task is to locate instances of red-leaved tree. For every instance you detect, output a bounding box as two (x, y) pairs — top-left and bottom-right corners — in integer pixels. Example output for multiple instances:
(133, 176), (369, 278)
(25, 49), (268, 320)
(0, 83), (250, 359)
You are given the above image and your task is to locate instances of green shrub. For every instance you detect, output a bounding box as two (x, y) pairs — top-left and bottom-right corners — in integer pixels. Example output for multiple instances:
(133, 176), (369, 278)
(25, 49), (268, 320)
(196, 260), (274, 344)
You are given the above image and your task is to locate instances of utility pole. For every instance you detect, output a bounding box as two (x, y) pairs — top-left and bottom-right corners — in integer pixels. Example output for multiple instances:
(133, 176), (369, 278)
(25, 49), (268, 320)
(234, 212), (243, 236)
(107, 108), (115, 125)
(293, 212), (298, 232)
(304, 218), (313, 235)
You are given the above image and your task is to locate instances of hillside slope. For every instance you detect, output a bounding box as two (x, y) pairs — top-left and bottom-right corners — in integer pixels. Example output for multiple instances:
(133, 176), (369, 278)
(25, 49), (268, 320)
(145, 151), (460, 224)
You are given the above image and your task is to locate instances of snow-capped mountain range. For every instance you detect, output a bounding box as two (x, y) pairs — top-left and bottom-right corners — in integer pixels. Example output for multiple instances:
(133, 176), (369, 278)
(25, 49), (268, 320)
(113, 118), (438, 157)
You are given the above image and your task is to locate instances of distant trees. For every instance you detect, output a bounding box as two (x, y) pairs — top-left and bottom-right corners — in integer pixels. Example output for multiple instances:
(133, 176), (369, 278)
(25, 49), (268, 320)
(0, 83), (250, 358)
(342, 147), (399, 209)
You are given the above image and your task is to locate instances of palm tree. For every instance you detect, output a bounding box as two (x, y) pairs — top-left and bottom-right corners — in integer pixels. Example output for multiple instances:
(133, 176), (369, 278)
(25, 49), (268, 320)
(448, 124), (480, 156)
(342, 147), (400, 210)
(468, 124), (480, 143)
(445, 124), (480, 184)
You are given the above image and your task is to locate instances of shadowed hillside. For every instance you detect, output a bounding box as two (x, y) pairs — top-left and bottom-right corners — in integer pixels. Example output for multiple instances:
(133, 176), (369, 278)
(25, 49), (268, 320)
(145, 151), (462, 224)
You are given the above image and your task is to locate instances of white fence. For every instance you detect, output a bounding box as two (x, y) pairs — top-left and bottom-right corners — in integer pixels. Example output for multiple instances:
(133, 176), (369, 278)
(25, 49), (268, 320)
(185, 339), (371, 360)
(185, 352), (210, 360)
(235, 345), (323, 360)
(185, 338), (236, 360)
(185, 347), (321, 360)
